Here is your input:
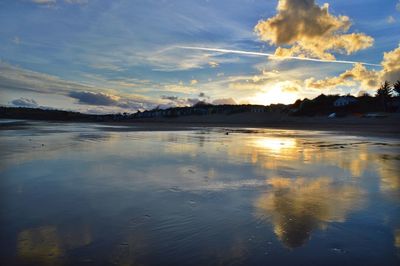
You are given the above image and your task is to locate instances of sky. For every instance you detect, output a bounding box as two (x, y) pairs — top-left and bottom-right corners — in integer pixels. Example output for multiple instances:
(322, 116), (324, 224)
(0, 0), (399, 113)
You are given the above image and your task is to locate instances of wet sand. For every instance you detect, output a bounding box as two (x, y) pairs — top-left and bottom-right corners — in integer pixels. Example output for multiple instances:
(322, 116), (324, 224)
(1, 121), (399, 265)
(1, 113), (399, 138)
(111, 113), (400, 138)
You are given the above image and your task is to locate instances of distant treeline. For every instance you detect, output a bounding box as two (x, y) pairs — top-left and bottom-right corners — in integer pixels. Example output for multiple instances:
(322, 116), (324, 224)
(132, 103), (267, 118)
(291, 93), (398, 116)
(135, 80), (400, 118)
(0, 107), (125, 122)
(292, 80), (400, 116)
(1, 80), (399, 121)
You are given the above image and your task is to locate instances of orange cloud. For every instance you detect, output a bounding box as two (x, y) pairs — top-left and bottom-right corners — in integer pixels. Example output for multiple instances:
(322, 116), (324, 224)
(255, 0), (374, 60)
(305, 63), (378, 89)
(305, 44), (400, 91)
(381, 44), (400, 83)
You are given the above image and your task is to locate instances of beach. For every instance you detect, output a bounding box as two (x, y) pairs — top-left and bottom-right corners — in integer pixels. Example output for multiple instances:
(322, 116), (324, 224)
(0, 119), (399, 265)
(104, 113), (400, 138)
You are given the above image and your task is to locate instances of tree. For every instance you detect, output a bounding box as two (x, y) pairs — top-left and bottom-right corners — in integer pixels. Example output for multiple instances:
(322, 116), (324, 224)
(376, 81), (393, 111)
(393, 80), (400, 97)
(376, 81), (392, 97)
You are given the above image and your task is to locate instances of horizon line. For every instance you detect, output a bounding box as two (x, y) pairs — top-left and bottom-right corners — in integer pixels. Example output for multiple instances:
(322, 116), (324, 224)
(177, 46), (382, 67)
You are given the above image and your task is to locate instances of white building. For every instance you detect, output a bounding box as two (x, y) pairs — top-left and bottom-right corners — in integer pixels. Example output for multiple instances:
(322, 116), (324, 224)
(334, 96), (357, 107)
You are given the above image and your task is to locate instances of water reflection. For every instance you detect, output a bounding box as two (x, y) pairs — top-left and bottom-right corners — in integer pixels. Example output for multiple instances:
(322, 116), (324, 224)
(255, 177), (365, 248)
(17, 224), (92, 264)
(109, 232), (149, 266)
(377, 155), (400, 200)
(0, 122), (399, 264)
(18, 226), (63, 265)
(252, 137), (297, 153)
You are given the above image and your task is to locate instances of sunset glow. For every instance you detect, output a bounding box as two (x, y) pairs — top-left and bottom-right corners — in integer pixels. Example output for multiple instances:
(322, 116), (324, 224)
(0, 0), (399, 113)
(250, 85), (299, 105)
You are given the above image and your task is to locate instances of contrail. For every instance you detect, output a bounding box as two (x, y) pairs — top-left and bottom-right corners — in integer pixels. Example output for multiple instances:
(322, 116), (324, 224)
(177, 46), (382, 67)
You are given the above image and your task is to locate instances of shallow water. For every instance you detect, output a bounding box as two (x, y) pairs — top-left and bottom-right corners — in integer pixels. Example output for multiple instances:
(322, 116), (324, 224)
(0, 120), (399, 265)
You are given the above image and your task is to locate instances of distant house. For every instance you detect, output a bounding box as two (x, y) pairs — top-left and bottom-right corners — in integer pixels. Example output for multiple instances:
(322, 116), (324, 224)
(250, 105), (267, 113)
(334, 96), (357, 107)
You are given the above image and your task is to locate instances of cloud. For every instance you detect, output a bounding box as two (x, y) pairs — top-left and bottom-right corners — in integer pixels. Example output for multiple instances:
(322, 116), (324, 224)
(161, 95), (179, 101)
(159, 95), (193, 108)
(0, 62), (159, 109)
(387, 16), (396, 24)
(31, 0), (87, 5)
(305, 63), (378, 89)
(397, 1), (400, 12)
(13, 37), (20, 45)
(159, 94), (217, 108)
(281, 86), (299, 93)
(68, 91), (146, 110)
(64, 0), (88, 4)
(151, 46), (241, 71)
(212, 98), (237, 105)
(198, 92), (210, 98)
(0, 62), (94, 95)
(0, 62), (161, 112)
(163, 83), (198, 93)
(187, 98), (201, 105)
(68, 91), (120, 106)
(381, 44), (400, 83)
(31, 0), (56, 4)
(10, 98), (39, 108)
(178, 46), (380, 66)
(208, 61), (219, 68)
(227, 70), (283, 92)
(79, 73), (151, 90)
(159, 93), (236, 108)
(306, 44), (400, 90)
(254, 0), (374, 60)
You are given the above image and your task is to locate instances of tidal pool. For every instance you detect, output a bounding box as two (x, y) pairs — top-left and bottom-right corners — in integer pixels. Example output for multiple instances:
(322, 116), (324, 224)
(0, 120), (399, 265)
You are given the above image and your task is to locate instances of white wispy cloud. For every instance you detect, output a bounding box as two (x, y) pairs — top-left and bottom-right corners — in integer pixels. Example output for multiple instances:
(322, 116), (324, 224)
(177, 46), (381, 67)
(31, 0), (56, 4)
(30, 0), (87, 5)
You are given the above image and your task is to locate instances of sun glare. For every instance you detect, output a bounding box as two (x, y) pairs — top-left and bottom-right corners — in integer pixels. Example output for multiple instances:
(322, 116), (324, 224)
(253, 137), (297, 153)
(251, 85), (298, 106)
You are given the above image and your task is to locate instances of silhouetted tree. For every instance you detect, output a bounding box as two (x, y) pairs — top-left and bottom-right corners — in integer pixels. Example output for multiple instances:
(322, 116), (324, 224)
(376, 81), (393, 111)
(393, 80), (400, 97)
(356, 92), (375, 112)
(292, 99), (302, 109)
(376, 81), (392, 97)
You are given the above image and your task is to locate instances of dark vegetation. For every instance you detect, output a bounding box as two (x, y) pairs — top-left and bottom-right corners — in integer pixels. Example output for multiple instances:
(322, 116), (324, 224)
(293, 80), (399, 116)
(1, 80), (399, 122)
(0, 107), (129, 122)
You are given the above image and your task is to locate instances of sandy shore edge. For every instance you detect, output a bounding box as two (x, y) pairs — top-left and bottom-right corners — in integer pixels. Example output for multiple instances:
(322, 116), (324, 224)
(1, 113), (399, 139)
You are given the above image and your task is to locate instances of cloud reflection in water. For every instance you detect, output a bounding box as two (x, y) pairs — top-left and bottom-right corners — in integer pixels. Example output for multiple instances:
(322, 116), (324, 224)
(255, 177), (365, 248)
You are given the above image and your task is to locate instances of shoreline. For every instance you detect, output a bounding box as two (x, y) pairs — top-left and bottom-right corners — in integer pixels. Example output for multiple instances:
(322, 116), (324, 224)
(105, 121), (400, 139)
(104, 112), (400, 138)
(1, 113), (399, 139)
